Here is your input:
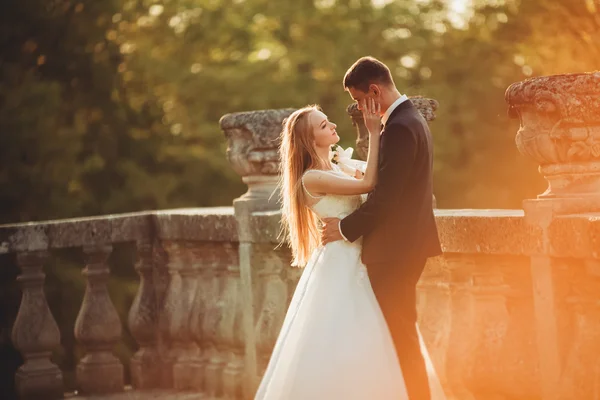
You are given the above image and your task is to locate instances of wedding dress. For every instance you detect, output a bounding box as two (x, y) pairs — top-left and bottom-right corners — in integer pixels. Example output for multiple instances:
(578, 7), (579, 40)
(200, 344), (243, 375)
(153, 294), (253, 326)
(255, 167), (445, 400)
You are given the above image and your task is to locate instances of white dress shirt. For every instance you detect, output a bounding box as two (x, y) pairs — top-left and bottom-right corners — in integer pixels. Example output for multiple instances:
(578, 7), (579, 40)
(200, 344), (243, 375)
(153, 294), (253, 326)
(338, 94), (409, 242)
(381, 94), (409, 126)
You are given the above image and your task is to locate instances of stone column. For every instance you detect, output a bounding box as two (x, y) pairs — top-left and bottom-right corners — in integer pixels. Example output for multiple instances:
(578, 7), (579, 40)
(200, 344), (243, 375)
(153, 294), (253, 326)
(11, 250), (63, 400)
(506, 71), (600, 399)
(74, 244), (124, 394)
(347, 96), (440, 207)
(221, 109), (294, 397)
(128, 239), (161, 389)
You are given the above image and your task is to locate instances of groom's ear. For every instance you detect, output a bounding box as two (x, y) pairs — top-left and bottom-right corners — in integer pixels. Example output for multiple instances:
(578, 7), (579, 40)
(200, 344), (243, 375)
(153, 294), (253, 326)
(369, 84), (380, 97)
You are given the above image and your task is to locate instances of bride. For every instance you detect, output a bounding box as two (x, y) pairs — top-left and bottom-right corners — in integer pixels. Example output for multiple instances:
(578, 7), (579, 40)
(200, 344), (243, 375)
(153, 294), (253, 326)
(254, 99), (445, 399)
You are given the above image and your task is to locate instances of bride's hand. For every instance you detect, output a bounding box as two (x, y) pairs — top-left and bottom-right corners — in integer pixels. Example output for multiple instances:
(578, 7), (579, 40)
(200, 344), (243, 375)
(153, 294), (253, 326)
(361, 97), (382, 135)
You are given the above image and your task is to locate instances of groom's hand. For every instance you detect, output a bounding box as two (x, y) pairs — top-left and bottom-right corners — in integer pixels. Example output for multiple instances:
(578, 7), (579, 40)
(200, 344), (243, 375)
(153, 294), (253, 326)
(321, 218), (343, 245)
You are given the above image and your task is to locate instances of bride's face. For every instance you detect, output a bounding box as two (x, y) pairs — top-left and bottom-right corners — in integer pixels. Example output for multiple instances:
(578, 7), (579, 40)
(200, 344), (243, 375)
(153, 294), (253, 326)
(309, 110), (339, 148)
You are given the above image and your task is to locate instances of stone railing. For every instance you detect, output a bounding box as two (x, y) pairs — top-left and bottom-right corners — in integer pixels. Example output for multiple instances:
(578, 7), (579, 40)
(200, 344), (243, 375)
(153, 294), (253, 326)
(3, 75), (600, 400)
(1, 209), (243, 399)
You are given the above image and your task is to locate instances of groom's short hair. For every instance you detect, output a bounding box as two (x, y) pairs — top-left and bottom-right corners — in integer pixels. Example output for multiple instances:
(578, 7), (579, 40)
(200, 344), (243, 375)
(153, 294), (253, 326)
(343, 56), (394, 93)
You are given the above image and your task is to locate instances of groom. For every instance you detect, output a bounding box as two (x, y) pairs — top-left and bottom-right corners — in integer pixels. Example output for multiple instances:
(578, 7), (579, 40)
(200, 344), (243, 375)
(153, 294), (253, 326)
(322, 56), (442, 399)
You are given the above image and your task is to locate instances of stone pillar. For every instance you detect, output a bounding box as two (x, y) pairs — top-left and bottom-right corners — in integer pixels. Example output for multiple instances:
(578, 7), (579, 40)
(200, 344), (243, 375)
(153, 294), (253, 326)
(128, 239), (161, 389)
(74, 244), (124, 394)
(221, 109), (294, 397)
(11, 250), (63, 400)
(347, 96), (440, 207)
(506, 71), (600, 399)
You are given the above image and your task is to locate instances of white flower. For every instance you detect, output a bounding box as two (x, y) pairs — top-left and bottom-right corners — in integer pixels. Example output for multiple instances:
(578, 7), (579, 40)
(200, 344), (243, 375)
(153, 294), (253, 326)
(330, 144), (354, 165)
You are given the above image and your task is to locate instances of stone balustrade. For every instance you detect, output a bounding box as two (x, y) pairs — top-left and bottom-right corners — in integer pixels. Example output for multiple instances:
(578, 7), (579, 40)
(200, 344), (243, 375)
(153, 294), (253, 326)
(4, 207), (599, 399)
(3, 73), (600, 399)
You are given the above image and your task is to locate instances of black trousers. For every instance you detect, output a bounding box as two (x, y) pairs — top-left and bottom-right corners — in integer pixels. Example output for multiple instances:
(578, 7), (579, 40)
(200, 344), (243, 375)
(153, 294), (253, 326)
(367, 258), (430, 400)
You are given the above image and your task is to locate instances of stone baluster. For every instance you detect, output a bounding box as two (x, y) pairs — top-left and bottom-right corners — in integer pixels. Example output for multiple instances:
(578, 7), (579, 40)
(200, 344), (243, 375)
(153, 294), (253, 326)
(415, 256), (451, 389)
(467, 258), (510, 396)
(172, 242), (201, 390)
(128, 239), (161, 389)
(495, 257), (540, 398)
(74, 244), (124, 394)
(347, 96), (440, 208)
(557, 259), (600, 399)
(254, 246), (290, 376)
(159, 240), (199, 388)
(221, 259), (245, 400)
(443, 255), (477, 399)
(204, 244), (231, 399)
(506, 72), (600, 399)
(158, 240), (183, 387)
(11, 250), (63, 400)
(187, 243), (212, 394)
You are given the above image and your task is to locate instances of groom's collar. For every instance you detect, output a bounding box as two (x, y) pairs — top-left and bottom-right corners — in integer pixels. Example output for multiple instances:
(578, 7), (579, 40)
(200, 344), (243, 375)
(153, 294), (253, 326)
(381, 94), (409, 125)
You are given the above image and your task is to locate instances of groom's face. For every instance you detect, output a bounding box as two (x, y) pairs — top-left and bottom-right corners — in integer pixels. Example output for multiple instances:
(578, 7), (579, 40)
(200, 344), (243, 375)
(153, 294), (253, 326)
(347, 85), (380, 113)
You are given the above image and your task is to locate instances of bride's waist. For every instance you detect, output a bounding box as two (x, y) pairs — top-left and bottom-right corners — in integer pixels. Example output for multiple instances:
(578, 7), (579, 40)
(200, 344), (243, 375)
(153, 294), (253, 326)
(321, 238), (362, 253)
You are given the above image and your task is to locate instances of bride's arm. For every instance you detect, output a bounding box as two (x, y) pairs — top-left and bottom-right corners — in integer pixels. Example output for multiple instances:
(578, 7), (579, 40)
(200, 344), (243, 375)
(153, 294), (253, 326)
(303, 98), (381, 196)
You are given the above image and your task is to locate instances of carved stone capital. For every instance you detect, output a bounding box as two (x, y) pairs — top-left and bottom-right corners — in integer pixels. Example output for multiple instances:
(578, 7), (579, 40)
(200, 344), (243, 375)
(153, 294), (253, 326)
(221, 109), (295, 209)
(506, 72), (600, 200)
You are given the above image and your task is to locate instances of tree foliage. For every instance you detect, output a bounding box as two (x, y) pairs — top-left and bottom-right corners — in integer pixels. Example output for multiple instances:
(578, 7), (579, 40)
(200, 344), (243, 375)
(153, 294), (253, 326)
(1, 0), (599, 222)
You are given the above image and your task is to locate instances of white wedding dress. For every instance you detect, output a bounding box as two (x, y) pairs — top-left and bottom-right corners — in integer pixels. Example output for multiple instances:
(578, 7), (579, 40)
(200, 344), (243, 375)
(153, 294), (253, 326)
(255, 168), (445, 400)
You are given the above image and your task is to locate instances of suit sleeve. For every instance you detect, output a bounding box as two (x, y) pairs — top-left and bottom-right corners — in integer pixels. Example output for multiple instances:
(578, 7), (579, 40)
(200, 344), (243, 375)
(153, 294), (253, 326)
(339, 123), (417, 242)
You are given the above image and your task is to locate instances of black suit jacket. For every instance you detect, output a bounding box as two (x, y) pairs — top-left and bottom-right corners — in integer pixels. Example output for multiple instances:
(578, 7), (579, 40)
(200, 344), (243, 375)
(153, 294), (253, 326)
(340, 99), (442, 266)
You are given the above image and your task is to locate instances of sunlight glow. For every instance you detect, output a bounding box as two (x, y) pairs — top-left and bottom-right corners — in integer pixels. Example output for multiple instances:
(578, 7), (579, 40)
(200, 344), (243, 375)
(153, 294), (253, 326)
(449, 0), (472, 28)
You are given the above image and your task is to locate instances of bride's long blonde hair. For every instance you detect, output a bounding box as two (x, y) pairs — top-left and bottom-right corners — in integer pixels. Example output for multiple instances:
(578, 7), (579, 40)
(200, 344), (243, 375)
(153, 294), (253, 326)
(279, 105), (329, 267)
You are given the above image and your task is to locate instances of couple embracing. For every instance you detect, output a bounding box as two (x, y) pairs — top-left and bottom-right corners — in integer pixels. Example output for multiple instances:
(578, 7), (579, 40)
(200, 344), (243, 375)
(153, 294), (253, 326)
(255, 56), (445, 400)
